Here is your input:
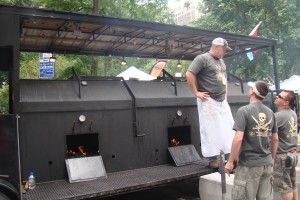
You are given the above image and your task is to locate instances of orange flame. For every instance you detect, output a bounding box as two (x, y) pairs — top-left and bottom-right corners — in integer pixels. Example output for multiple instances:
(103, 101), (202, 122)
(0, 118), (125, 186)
(170, 138), (181, 146)
(78, 146), (87, 156)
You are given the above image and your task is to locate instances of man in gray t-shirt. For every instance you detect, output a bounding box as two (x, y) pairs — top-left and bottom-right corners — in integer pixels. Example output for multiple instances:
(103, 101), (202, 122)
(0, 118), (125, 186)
(233, 103), (277, 166)
(273, 90), (298, 200)
(186, 37), (235, 169)
(225, 81), (278, 200)
(188, 53), (226, 101)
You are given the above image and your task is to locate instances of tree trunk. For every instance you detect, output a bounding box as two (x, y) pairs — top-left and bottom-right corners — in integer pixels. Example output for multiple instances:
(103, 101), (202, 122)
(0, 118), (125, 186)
(93, 0), (99, 14)
(104, 56), (112, 76)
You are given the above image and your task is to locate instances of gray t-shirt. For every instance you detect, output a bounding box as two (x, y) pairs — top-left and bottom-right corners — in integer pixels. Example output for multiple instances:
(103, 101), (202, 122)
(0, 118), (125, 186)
(187, 53), (226, 101)
(275, 109), (298, 153)
(233, 103), (277, 167)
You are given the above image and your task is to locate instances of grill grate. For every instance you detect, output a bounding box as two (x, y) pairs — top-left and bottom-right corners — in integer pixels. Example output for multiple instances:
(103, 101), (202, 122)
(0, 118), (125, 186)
(23, 161), (212, 200)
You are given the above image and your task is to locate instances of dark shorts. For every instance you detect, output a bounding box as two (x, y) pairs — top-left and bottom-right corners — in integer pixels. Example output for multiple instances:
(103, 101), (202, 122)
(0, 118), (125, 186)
(273, 152), (298, 194)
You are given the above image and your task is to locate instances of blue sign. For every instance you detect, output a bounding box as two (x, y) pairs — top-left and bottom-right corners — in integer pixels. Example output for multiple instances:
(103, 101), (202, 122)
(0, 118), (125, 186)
(39, 58), (54, 78)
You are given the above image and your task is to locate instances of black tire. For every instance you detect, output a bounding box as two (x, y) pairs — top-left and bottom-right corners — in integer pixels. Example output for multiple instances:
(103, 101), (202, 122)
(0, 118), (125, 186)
(0, 191), (12, 200)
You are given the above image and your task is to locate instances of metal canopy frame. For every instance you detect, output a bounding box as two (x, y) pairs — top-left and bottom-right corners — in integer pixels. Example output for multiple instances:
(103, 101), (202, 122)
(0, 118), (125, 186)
(0, 4), (280, 90)
(1, 5), (276, 59)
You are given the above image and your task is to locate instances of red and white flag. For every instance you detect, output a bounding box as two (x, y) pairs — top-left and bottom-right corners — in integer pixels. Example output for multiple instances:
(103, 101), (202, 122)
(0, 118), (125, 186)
(247, 21), (262, 60)
(249, 21), (262, 36)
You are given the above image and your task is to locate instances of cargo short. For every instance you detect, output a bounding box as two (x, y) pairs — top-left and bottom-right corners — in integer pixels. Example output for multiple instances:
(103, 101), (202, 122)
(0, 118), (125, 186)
(231, 165), (273, 200)
(273, 152), (298, 194)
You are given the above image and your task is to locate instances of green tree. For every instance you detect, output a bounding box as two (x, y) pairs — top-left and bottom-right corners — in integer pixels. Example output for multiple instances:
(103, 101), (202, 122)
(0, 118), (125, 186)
(0, 84), (9, 113)
(24, 0), (175, 77)
(193, 0), (300, 83)
(0, 0), (33, 6)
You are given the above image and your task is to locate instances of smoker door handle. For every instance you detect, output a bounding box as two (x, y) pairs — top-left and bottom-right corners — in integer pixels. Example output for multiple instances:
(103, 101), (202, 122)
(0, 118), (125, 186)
(134, 122), (145, 137)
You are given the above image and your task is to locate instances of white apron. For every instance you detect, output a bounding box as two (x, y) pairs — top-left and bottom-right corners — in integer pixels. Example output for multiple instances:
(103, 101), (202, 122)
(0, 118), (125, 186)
(197, 97), (235, 157)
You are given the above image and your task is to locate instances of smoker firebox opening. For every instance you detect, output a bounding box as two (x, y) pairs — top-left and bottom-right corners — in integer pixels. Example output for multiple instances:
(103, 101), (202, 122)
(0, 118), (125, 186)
(66, 133), (99, 158)
(168, 126), (191, 147)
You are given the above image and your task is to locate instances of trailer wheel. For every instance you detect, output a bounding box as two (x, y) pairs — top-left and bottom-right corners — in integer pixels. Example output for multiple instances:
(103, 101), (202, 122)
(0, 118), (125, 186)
(0, 190), (13, 200)
(0, 179), (19, 200)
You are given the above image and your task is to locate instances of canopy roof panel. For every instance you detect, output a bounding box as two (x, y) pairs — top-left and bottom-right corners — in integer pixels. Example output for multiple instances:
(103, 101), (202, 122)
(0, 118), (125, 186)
(0, 5), (278, 60)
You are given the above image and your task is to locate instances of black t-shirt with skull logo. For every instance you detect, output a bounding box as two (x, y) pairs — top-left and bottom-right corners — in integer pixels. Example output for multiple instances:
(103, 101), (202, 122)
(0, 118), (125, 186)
(233, 103), (278, 167)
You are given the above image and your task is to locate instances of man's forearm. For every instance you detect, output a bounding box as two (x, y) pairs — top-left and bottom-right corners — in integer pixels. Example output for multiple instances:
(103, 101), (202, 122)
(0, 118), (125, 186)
(228, 131), (243, 163)
(225, 80), (228, 100)
(271, 133), (279, 159)
(186, 71), (197, 95)
(225, 131), (243, 174)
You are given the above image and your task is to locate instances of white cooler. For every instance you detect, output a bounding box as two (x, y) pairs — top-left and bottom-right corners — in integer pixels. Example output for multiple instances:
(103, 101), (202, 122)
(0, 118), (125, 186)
(199, 172), (234, 200)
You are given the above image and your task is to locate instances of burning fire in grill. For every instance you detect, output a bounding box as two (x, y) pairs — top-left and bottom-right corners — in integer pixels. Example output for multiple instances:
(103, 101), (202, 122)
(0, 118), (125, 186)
(66, 145), (97, 158)
(170, 138), (181, 146)
(66, 133), (100, 158)
(78, 146), (87, 156)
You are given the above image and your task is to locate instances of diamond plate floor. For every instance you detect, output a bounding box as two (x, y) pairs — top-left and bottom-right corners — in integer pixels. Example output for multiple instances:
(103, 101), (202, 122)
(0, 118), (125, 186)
(23, 161), (212, 200)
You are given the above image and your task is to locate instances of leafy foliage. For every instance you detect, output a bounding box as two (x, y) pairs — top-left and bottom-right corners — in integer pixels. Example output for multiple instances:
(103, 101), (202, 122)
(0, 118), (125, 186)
(193, 0), (300, 83)
(0, 0), (34, 6)
(0, 84), (9, 113)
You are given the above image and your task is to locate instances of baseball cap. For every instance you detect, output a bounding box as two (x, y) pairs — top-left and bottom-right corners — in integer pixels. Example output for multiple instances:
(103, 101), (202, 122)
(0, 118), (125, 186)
(247, 81), (255, 87)
(212, 37), (232, 50)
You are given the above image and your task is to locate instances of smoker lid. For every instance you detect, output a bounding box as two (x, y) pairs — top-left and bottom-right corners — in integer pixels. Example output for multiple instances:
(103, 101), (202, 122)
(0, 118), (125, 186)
(20, 79), (131, 102)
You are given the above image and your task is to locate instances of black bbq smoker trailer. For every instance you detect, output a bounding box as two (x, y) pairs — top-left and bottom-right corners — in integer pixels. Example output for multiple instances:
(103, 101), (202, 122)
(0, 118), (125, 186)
(0, 4), (281, 200)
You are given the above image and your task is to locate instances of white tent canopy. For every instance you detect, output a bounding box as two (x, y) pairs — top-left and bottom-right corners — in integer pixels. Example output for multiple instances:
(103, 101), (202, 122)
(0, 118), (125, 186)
(117, 66), (156, 81)
(270, 75), (300, 93)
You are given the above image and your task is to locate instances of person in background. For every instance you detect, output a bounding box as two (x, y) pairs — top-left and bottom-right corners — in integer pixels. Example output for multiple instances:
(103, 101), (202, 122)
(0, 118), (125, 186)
(225, 81), (278, 200)
(185, 37), (235, 169)
(273, 89), (298, 200)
